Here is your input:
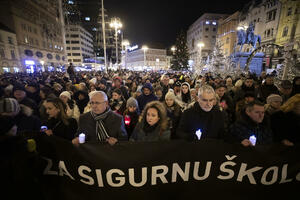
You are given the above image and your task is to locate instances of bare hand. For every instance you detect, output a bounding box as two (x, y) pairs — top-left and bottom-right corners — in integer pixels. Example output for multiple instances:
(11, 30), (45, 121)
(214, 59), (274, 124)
(241, 139), (252, 147)
(72, 137), (80, 146)
(45, 129), (53, 136)
(106, 137), (118, 145)
(282, 139), (294, 146)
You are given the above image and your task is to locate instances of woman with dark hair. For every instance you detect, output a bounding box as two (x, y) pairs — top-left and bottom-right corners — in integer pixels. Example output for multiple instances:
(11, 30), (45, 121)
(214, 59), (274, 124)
(109, 88), (126, 115)
(176, 82), (191, 111)
(42, 97), (77, 141)
(130, 101), (170, 141)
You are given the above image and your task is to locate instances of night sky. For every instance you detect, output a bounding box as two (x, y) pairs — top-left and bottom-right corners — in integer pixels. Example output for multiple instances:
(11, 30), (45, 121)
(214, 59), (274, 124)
(92, 0), (253, 48)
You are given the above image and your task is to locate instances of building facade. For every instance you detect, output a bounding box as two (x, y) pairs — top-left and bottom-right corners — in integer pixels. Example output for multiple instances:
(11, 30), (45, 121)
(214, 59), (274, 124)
(187, 13), (228, 68)
(275, 0), (300, 53)
(217, 11), (240, 57)
(0, 0), (67, 72)
(65, 24), (94, 67)
(126, 48), (168, 71)
(0, 23), (21, 73)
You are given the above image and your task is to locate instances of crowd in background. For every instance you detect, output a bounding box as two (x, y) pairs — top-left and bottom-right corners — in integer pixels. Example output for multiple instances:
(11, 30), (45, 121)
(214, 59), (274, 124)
(0, 66), (299, 147)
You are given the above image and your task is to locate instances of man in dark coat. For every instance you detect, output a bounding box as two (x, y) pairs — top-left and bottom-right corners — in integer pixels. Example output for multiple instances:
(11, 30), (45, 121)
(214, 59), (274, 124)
(258, 74), (279, 103)
(72, 91), (127, 145)
(177, 85), (225, 141)
(137, 82), (158, 111)
(229, 100), (273, 146)
(234, 75), (258, 103)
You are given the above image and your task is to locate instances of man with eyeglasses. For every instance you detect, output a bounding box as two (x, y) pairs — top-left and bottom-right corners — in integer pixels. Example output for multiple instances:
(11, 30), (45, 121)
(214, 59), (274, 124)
(72, 91), (127, 145)
(177, 85), (225, 141)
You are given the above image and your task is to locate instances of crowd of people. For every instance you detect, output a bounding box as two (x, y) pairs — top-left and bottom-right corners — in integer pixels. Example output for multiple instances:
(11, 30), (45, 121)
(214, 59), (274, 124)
(0, 67), (299, 148)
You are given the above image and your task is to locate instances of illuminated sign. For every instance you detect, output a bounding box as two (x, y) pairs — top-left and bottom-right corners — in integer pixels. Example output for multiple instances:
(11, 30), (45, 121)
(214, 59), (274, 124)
(128, 45), (138, 51)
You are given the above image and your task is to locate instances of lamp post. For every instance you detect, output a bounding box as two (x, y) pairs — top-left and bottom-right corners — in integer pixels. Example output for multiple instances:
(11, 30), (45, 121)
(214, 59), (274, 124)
(197, 42), (204, 70)
(110, 17), (122, 69)
(122, 40), (130, 69)
(142, 45), (148, 69)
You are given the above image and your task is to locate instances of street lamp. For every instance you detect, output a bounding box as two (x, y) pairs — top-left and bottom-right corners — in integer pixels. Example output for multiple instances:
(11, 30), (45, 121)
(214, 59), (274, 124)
(110, 17), (122, 68)
(171, 46), (176, 54)
(142, 45), (148, 69)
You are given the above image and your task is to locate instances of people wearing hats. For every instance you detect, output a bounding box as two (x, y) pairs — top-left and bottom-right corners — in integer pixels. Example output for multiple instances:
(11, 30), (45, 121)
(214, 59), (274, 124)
(279, 80), (293, 103)
(233, 75), (258, 104)
(13, 84), (38, 116)
(73, 90), (89, 114)
(0, 98), (41, 134)
(137, 82), (158, 111)
(98, 78), (112, 98)
(264, 94), (283, 116)
(175, 82), (192, 111)
(163, 91), (182, 139)
(123, 97), (140, 139)
(59, 91), (80, 122)
(258, 74), (279, 103)
(235, 91), (256, 120)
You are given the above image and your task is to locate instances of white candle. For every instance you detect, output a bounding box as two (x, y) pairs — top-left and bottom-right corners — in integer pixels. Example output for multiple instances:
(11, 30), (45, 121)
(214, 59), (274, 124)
(79, 133), (86, 144)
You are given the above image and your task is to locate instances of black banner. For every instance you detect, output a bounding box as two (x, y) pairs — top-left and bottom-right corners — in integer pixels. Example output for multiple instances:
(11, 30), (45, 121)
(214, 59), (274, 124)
(34, 135), (299, 200)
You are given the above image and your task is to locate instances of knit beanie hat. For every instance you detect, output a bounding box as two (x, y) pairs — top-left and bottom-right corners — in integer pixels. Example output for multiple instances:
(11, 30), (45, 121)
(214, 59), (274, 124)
(0, 98), (20, 114)
(59, 91), (71, 100)
(266, 94), (283, 104)
(181, 82), (190, 90)
(165, 91), (176, 100)
(126, 97), (138, 108)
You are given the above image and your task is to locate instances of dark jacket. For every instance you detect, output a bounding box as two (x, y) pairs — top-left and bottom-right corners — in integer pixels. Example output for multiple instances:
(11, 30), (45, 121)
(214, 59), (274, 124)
(229, 112), (273, 145)
(130, 122), (170, 141)
(164, 102), (182, 139)
(259, 83), (279, 103)
(76, 111), (127, 142)
(123, 110), (139, 139)
(271, 111), (300, 144)
(44, 117), (77, 141)
(177, 103), (225, 141)
(137, 83), (158, 111)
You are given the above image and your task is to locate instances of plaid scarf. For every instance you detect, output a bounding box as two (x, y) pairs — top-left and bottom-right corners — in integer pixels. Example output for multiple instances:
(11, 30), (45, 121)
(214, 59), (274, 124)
(91, 108), (111, 141)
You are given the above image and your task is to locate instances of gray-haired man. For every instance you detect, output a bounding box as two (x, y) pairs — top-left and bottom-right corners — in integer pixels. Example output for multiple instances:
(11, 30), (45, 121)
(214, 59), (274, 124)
(72, 91), (127, 145)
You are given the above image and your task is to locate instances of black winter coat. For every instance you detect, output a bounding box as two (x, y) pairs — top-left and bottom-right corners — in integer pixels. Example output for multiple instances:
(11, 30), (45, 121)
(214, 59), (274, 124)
(44, 117), (77, 141)
(229, 112), (273, 145)
(177, 103), (225, 141)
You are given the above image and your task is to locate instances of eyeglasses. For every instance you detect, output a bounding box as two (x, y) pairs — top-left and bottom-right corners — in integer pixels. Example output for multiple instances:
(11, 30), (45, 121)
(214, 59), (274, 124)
(89, 101), (106, 105)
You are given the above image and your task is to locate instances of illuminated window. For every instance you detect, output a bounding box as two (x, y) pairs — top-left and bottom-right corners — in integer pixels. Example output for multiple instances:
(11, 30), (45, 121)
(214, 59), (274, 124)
(68, 0), (74, 4)
(212, 21), (217, 25)
(205, 21), (210, 25)
(85, 17), (90, 21)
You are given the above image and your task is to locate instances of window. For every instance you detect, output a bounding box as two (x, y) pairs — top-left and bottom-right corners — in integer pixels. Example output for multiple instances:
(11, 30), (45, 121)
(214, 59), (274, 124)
(21, 24), (26, 31)
(85, 17), (90, 21)
(287, 7), (292, 16)
(282, 26), (288, 37)
(72, 53), (81, 56)
(8, 37), (13, 44)
(0, 48), (5, 58)
(68, 0), (74, 4)
(71, 40), (79, 44)
(212, 21), (217, 25)
(66, 47), (70, 50)
(212, 28), (216, 32)
(267, 9), (276, 21)
(205, 28), (209, 31)
(205, 21), (210, 25)
(11, 50), (16, 59)
(72, 47), (80, 50)
(24, 36), (28, 43)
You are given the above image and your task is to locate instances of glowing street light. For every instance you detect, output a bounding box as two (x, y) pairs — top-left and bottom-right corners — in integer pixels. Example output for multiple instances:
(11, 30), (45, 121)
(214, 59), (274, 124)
(171, 46), (176, 54)
(142, 45), (148, 68)
(110, 17), (122, 67)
